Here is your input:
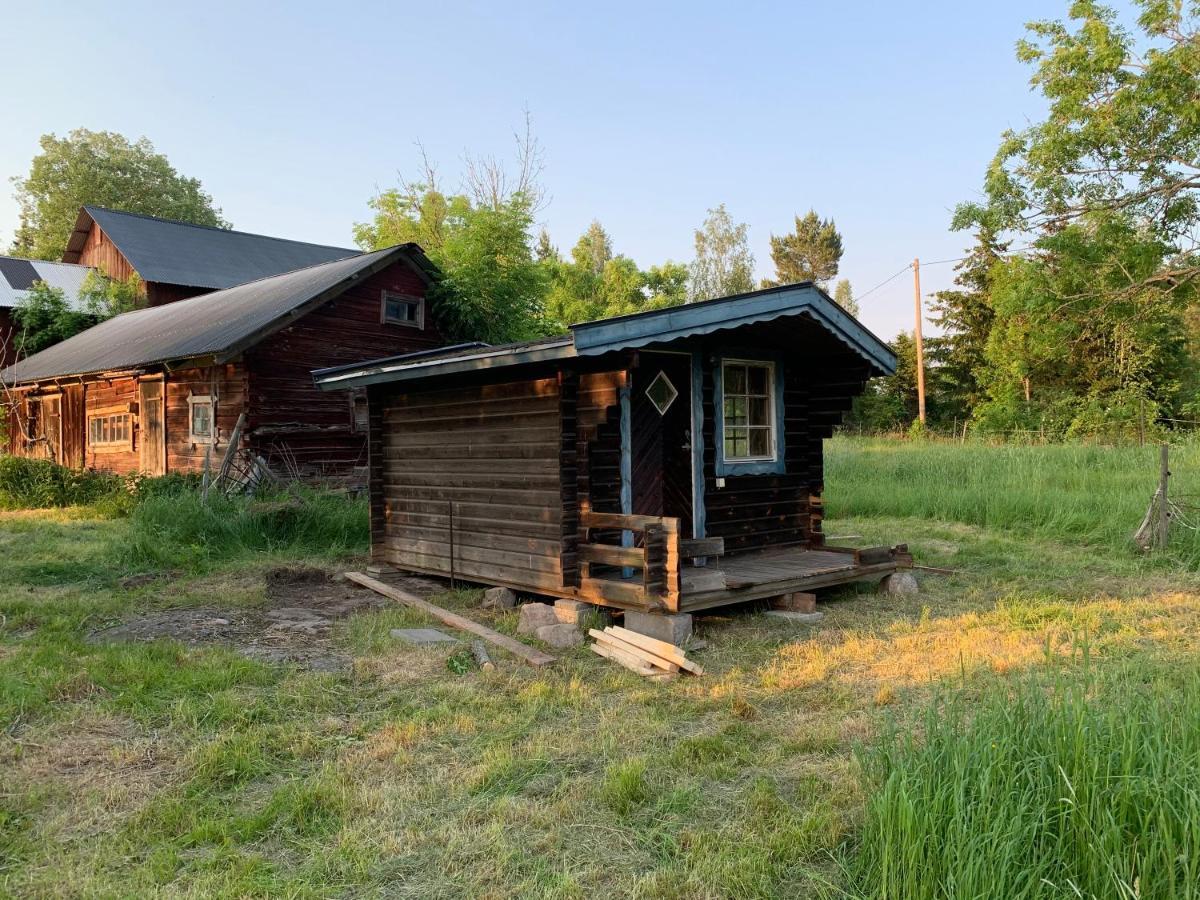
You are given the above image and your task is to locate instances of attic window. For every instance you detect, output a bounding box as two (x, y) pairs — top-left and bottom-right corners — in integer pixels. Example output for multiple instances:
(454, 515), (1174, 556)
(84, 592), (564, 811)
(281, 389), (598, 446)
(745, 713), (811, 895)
(381, 291), (424, 329)
(645, 371), (678, 415)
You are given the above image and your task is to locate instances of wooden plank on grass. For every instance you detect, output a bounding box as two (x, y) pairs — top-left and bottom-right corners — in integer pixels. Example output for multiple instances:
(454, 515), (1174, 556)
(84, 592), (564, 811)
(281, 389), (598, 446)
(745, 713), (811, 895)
(604, 626), (704, 675)
(590, 641), (656, 676)
(589, 629), (681, 673)
(345, 572), (555, 667)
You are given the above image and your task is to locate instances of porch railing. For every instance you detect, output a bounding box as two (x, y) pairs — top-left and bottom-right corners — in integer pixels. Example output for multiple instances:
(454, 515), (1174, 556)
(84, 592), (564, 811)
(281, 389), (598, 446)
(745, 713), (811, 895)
(578, 511), (681, 612)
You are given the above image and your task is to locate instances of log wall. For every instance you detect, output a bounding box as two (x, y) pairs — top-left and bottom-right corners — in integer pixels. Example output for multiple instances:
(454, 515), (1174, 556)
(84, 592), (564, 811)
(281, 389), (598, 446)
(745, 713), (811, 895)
(374, 376), (565, 592)
(165, 364), (248, 473)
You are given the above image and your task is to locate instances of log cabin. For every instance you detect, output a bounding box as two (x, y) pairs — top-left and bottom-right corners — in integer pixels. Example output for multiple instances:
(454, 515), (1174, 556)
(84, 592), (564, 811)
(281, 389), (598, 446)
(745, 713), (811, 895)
(62, 206), (358, 307)
(2, 244), (443, 477)
(0, 255), (94, 368)
(313, 282), (908, 614)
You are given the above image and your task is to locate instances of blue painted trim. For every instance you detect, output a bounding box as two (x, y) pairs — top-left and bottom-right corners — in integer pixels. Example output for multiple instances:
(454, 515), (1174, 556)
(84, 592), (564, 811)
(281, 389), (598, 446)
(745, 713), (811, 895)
(571, 283), (896, 375)
(619, 382), (633, 577)
(690, 350), (706, 540)
(713, 353), (787, 477)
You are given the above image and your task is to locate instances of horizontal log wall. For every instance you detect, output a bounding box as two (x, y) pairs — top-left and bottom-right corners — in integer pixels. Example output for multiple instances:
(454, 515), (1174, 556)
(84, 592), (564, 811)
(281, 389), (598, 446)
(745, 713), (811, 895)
(0, 308), (16, 369)
(245, 260), (441, 477)
(82, 376), (140, 474)
(376, 376), (565, 592)
(165, 364), (248, 473)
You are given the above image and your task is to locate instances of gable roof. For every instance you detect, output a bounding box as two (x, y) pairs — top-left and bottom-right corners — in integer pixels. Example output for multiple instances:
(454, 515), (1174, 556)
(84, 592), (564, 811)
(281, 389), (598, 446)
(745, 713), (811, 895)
(0, 255), (94, 310)
(62, 206), (359, 289)
(313, 282), (897, 390)
(2, 244), (433, 385)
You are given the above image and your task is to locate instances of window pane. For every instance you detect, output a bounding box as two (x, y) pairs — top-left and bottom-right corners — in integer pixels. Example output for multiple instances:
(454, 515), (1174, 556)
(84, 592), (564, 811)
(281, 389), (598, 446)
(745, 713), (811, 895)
(749, 396), (770, 427)
(725, 396), (747, 425)
(749, 428), (770, 457)
(747, 364), (769, 395)
(724, 364), (746, 395)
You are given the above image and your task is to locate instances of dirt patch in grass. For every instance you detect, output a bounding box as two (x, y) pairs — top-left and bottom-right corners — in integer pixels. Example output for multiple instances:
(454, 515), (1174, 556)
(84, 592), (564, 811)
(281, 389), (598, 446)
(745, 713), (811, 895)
(88, 566), (445, 672)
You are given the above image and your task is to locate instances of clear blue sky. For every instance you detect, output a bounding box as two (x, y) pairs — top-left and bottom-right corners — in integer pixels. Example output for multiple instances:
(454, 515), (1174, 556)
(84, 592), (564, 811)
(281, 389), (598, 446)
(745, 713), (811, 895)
(0, 0), (1065, 339)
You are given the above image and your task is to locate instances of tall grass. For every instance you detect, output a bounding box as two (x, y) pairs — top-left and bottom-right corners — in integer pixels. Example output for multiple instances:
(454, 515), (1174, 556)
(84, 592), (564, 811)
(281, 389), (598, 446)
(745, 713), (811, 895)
(826, 435), (1200, 563)
(846, 657), (1200, 898)
(0, 457), (124, 510)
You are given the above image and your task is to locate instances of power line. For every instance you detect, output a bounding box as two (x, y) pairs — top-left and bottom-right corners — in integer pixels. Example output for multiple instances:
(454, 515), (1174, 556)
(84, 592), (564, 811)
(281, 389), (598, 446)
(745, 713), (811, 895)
(855, 263), (913, 303)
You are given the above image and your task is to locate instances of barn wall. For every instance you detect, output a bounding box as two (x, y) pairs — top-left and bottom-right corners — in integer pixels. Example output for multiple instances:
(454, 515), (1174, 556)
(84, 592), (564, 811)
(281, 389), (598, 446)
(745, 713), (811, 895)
(374, 376), (565, 592)
(0, 308), (16, 369)
(76, 223), (138, 285)
(245, 260), (440, 477)
(165, 364), (248, 473)
(82, 376), (140, 474)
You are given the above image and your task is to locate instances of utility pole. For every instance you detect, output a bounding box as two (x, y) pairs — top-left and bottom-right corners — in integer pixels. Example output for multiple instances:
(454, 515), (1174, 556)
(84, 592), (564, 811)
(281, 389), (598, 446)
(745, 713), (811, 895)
(913, 257), (926, 425)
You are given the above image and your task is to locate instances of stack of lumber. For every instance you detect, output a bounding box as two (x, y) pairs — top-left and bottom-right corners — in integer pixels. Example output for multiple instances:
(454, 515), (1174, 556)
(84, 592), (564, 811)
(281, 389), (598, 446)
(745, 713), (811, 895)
(588, 626), (704, 681)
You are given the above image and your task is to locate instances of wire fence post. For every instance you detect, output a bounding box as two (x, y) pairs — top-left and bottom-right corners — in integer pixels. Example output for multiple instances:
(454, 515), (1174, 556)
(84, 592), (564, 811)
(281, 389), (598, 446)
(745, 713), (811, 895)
(1157, 443), (1170, 550)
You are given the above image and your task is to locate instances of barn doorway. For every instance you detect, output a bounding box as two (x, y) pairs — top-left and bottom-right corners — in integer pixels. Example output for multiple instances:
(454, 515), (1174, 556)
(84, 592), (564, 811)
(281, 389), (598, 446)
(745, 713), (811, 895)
(630, 352), (694, 538)
(139, 380), (166, 475)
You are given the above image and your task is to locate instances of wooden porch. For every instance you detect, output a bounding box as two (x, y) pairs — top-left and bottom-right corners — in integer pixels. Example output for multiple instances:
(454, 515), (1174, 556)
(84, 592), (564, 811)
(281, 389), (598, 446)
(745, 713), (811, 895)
(577, 511), (910, 613)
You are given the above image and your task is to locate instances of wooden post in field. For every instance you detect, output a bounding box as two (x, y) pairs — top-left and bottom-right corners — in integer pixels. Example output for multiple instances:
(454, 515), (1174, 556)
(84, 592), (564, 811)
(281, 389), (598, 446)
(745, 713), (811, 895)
(913, 258), (927, 425)
(1158, 443), (1170, 549)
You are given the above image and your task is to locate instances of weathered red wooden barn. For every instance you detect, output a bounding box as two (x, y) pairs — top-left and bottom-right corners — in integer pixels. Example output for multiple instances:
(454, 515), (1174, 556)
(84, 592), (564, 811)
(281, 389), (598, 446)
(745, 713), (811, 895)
(2, 244), (442, 476)
(314, 283), (905, 616)
(62, 206), (357, 307)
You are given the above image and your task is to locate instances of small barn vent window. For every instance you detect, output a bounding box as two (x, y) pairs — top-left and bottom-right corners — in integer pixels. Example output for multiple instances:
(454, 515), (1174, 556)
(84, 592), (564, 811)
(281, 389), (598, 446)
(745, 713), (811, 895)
(720, 360), (777, 463)
(381, 290), (424, 329)
(645, 371), (678, 415)
(88, 412), (133, 449)
(349, 390), (369, 432)
(189, 396), (215, 444)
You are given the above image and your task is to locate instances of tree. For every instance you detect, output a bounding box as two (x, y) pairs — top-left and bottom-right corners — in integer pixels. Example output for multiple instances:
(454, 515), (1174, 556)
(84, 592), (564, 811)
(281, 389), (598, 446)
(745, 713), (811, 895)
(11, 129), (227, 260)
(13, 271), (140, 355)
(955, 0), (1200, 299)
(763, 210), (844, 288)
(847, 332), (921, 431)
(833, 278), (858, 317)
(926, 228), (1006, 422)
(354, 124), (552, 343)
(689, 204), (755, 301)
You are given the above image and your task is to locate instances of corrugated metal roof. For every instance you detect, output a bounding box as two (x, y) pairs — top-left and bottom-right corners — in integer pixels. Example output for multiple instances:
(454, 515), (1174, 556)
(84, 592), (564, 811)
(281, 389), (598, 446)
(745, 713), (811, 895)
(62, 206), (359, 289)
(2, 245), (424, 385)
(0, 255), (94, 310)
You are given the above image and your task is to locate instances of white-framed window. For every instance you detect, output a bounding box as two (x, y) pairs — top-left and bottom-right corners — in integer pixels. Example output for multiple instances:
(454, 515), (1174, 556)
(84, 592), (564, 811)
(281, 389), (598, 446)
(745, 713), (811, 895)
(88, 411), (133, 450)
(721, 359), (777, 461)
(381, 290), (424, 329)
(188, 395), (215, 444)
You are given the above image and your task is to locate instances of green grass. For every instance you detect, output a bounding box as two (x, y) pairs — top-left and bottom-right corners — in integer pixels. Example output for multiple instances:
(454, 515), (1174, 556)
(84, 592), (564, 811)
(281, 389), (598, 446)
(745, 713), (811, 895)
(4, 441), (1200, 896)
(846, 653), (1200, 898)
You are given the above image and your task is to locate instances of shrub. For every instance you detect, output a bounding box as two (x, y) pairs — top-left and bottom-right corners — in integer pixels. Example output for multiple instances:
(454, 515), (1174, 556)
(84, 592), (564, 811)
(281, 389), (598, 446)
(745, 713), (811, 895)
(845, 661), (1200, 898)
(0, 457), (123, 509)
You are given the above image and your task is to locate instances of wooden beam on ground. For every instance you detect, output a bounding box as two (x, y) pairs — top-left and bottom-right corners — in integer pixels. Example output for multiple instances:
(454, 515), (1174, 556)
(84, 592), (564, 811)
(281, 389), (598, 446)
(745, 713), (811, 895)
(590, 629), (681, 673)
(590, 640), (657, 676)
(345, 571), (556, 667)
(602, 626), (704, 675)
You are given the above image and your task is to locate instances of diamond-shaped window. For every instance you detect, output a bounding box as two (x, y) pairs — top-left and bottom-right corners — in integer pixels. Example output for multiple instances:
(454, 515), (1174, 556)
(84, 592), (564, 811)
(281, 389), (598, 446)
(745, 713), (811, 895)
(645, 371), (678, 415)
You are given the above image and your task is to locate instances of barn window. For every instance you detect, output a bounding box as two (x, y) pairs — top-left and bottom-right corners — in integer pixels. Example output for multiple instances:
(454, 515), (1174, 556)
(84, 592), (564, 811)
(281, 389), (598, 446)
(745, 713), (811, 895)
(189, 396), (215, 443)
(88, 411), (133, 449)
(349, 390), (369, 432)
(715, 358), (785, 476)
(381, 290), (424, 329)
(645, 371), (678, 415)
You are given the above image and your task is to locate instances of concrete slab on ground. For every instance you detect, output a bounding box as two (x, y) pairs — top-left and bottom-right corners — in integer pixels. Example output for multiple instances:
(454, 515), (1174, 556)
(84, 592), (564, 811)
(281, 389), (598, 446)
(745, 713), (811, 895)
(390, 628), (461, 645)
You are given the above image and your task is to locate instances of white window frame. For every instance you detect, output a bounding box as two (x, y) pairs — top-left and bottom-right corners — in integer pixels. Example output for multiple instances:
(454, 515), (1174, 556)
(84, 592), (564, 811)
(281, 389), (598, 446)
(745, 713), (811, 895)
(720, 358), (778, 463)
(88, 408), (134, 451)
(380, 290), (424, 329)
(188, 395), (215, 445)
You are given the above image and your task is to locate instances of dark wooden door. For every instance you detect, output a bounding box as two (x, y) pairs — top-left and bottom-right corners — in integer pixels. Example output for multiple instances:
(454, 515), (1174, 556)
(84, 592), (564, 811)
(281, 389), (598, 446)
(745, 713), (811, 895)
(42, 396), (62, 464)
(139, 380), (166, 475)
(631, 353), (693, 538)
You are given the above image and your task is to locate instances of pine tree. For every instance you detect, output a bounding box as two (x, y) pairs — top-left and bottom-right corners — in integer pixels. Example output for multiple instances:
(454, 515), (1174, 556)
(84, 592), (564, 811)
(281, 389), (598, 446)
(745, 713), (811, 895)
(763, 210), (843, 288)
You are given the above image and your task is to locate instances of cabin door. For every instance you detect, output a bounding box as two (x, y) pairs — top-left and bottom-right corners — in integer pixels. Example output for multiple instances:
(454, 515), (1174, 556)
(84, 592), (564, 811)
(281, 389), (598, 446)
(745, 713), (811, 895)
(139, 380), (166, 475)
(42, 396), (62, 464)
(631, 353), (694, 538)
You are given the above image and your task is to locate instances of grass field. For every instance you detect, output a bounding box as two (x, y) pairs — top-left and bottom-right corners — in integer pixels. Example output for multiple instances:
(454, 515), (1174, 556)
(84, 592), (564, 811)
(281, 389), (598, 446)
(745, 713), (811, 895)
(4, 437), (1200, 897)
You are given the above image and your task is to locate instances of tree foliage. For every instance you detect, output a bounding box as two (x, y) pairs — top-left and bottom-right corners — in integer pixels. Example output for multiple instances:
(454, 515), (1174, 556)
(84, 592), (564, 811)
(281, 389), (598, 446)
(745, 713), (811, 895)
(13, 272), (140, 356)
(689, 204), (756, 301)
(11, 129), (227, 260)
(833, 278), (859, 317)
(763, 210), (844, 288)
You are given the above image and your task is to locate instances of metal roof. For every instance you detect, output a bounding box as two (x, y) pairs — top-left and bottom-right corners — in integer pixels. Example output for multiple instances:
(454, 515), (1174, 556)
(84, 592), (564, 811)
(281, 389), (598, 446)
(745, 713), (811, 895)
(313, 283), (897, 391)
(2, 244), (429, 385)
(0, 255), (94, 310)
(62, 206), (359, 289)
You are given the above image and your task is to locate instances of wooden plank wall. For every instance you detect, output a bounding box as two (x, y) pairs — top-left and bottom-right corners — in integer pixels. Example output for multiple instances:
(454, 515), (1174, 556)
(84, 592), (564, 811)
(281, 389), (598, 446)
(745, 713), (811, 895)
(76, 224), (137, 285)
(0, 308), (16, 369)
(376, 376), (565, 592)
(580, 371), (625, 517)
(245, 261), (441, 477)
(82, 376), (140, 474)
(165, 364), (248, 473)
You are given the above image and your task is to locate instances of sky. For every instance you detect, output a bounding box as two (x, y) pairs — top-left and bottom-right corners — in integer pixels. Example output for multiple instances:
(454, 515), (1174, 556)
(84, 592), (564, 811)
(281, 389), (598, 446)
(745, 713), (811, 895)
(0, 0), (1066, 339)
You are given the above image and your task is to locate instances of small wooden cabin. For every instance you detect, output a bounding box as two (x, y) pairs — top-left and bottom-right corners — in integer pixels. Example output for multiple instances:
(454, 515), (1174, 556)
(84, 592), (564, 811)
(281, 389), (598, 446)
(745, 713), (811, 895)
(314, 283), (903, 613)
(62, 206), (357, 307)
(2, 245), (443, 478)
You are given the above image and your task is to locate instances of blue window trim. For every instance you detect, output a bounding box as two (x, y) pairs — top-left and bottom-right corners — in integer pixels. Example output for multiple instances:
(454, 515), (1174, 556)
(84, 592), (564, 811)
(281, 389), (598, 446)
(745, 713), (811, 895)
(713, 353), (786, 477)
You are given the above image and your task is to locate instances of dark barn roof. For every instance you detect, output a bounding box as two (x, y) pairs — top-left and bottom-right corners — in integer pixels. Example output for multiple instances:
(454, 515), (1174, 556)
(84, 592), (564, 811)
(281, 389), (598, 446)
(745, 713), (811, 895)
(0, 255), (93, 310)
(314, 282), (897, 390)
(62, 206), (359, 289)
(2, 244), (434, 385)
